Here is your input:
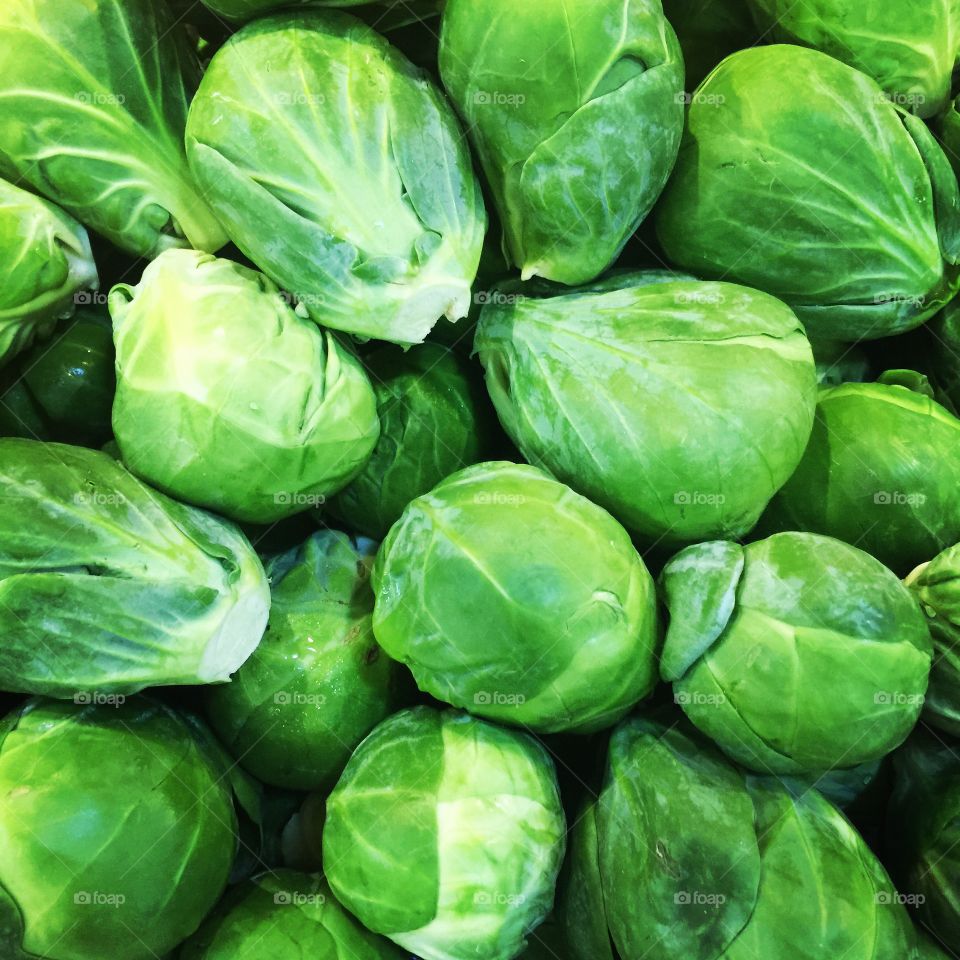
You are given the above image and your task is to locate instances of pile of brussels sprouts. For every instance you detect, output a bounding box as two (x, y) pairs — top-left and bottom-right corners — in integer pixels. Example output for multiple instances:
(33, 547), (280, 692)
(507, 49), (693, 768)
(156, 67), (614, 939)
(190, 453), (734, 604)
(4, 0), (960, 958)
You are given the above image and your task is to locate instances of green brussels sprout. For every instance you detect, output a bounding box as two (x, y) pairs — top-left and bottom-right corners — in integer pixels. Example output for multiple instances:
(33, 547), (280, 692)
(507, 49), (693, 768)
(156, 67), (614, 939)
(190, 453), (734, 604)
(324, 707), (566, 960)
(206, 531), (401, 792)
(179, 871), (406, 959)
(660, 533), (932, 774)
(475, 274), (817, 547)
(763, 378), (960, 575)
(439, 0), (683, 286)
(186, 10), (485, 346)
(929, 300), (960, 409)
(746, 0), (957, 118)
(889, 727), (960, 954)
(656, 46), (960, 343)
(110, 249), (379, 524)
(0, 309), (115, 445)
(330, 343), (492, 539)
(907, 543), (960, 735)
(0, 0), (226, 258)
(662, 0), (756, 89)
(561, 715), (918, 960)
(372, 461), (659, 733)
(0, 697), (237, 960)
(0, 178), (98, 367)
(0, 439), (270, 698)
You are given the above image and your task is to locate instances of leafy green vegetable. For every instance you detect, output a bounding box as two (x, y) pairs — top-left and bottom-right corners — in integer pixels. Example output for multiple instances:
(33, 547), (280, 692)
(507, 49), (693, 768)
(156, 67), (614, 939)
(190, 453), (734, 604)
(186, 9), (485, 345)
(746, 0), (958, 117)
(0, 308), (115, 445)
(440, 0), (683, 285)
(372, 461), (659, 733)
(330, 343), (493, 539)
(0, 439), (270, 697)
(476, 273), (817, 547)
(323, 707), (566, 960)
(762, 378), (960, 575)
(661, 533), (932, 774)
(0, 0), (226, 257)
(889, 727), (960, 953)
(561, 714), (919, 960)
(207, 531), (400, 792)
(656, 45), (960, 342)
(180, 872), (407, 959)
(110, 249), (380, 523)
(0, 178), (98, 367)
(907, 543), (960, 735)
(0, 697), (236, 960)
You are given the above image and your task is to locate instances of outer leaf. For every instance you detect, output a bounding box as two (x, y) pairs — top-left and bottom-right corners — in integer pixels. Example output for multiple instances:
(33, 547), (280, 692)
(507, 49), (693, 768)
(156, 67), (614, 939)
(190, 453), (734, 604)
(440, 0), (684, 285)
(186, 10), (485, 346)
(0, 179), (97, 367)
(0, 0), (226, 257)
(0, 439), (270, 697)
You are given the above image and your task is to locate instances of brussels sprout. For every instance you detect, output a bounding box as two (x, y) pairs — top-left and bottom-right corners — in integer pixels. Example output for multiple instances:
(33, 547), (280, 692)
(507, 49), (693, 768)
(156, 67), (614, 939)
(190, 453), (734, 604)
(179, 871), (406, 959)
(656, 46), (960, 343)
(660, 533), (932, 774)
(324, 707), (566, 960)
(763, 378), (960, 575)
(110, 250), (379, 524)
(207, 532), (400, 792)
(439, 0), (683, 286)
(0, 697), (236, 960)
(0, 439), (270, 698)
(561, 714), (918, 960)
(929, 300), (960, 409)
(662, 0), (756, 89)
(372, 461), (659, 733)
(186, 10), (485, 346)
(0, 309), (115, 445)
(746, 0), (957, 118)
(475, 274), (817, 547)
(0, 0), (226, 258)
(330, 343), (492, 539)
(889, 727), (960, 954)
(0, 178), (98, 367)
(906, 543), (960, 735)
